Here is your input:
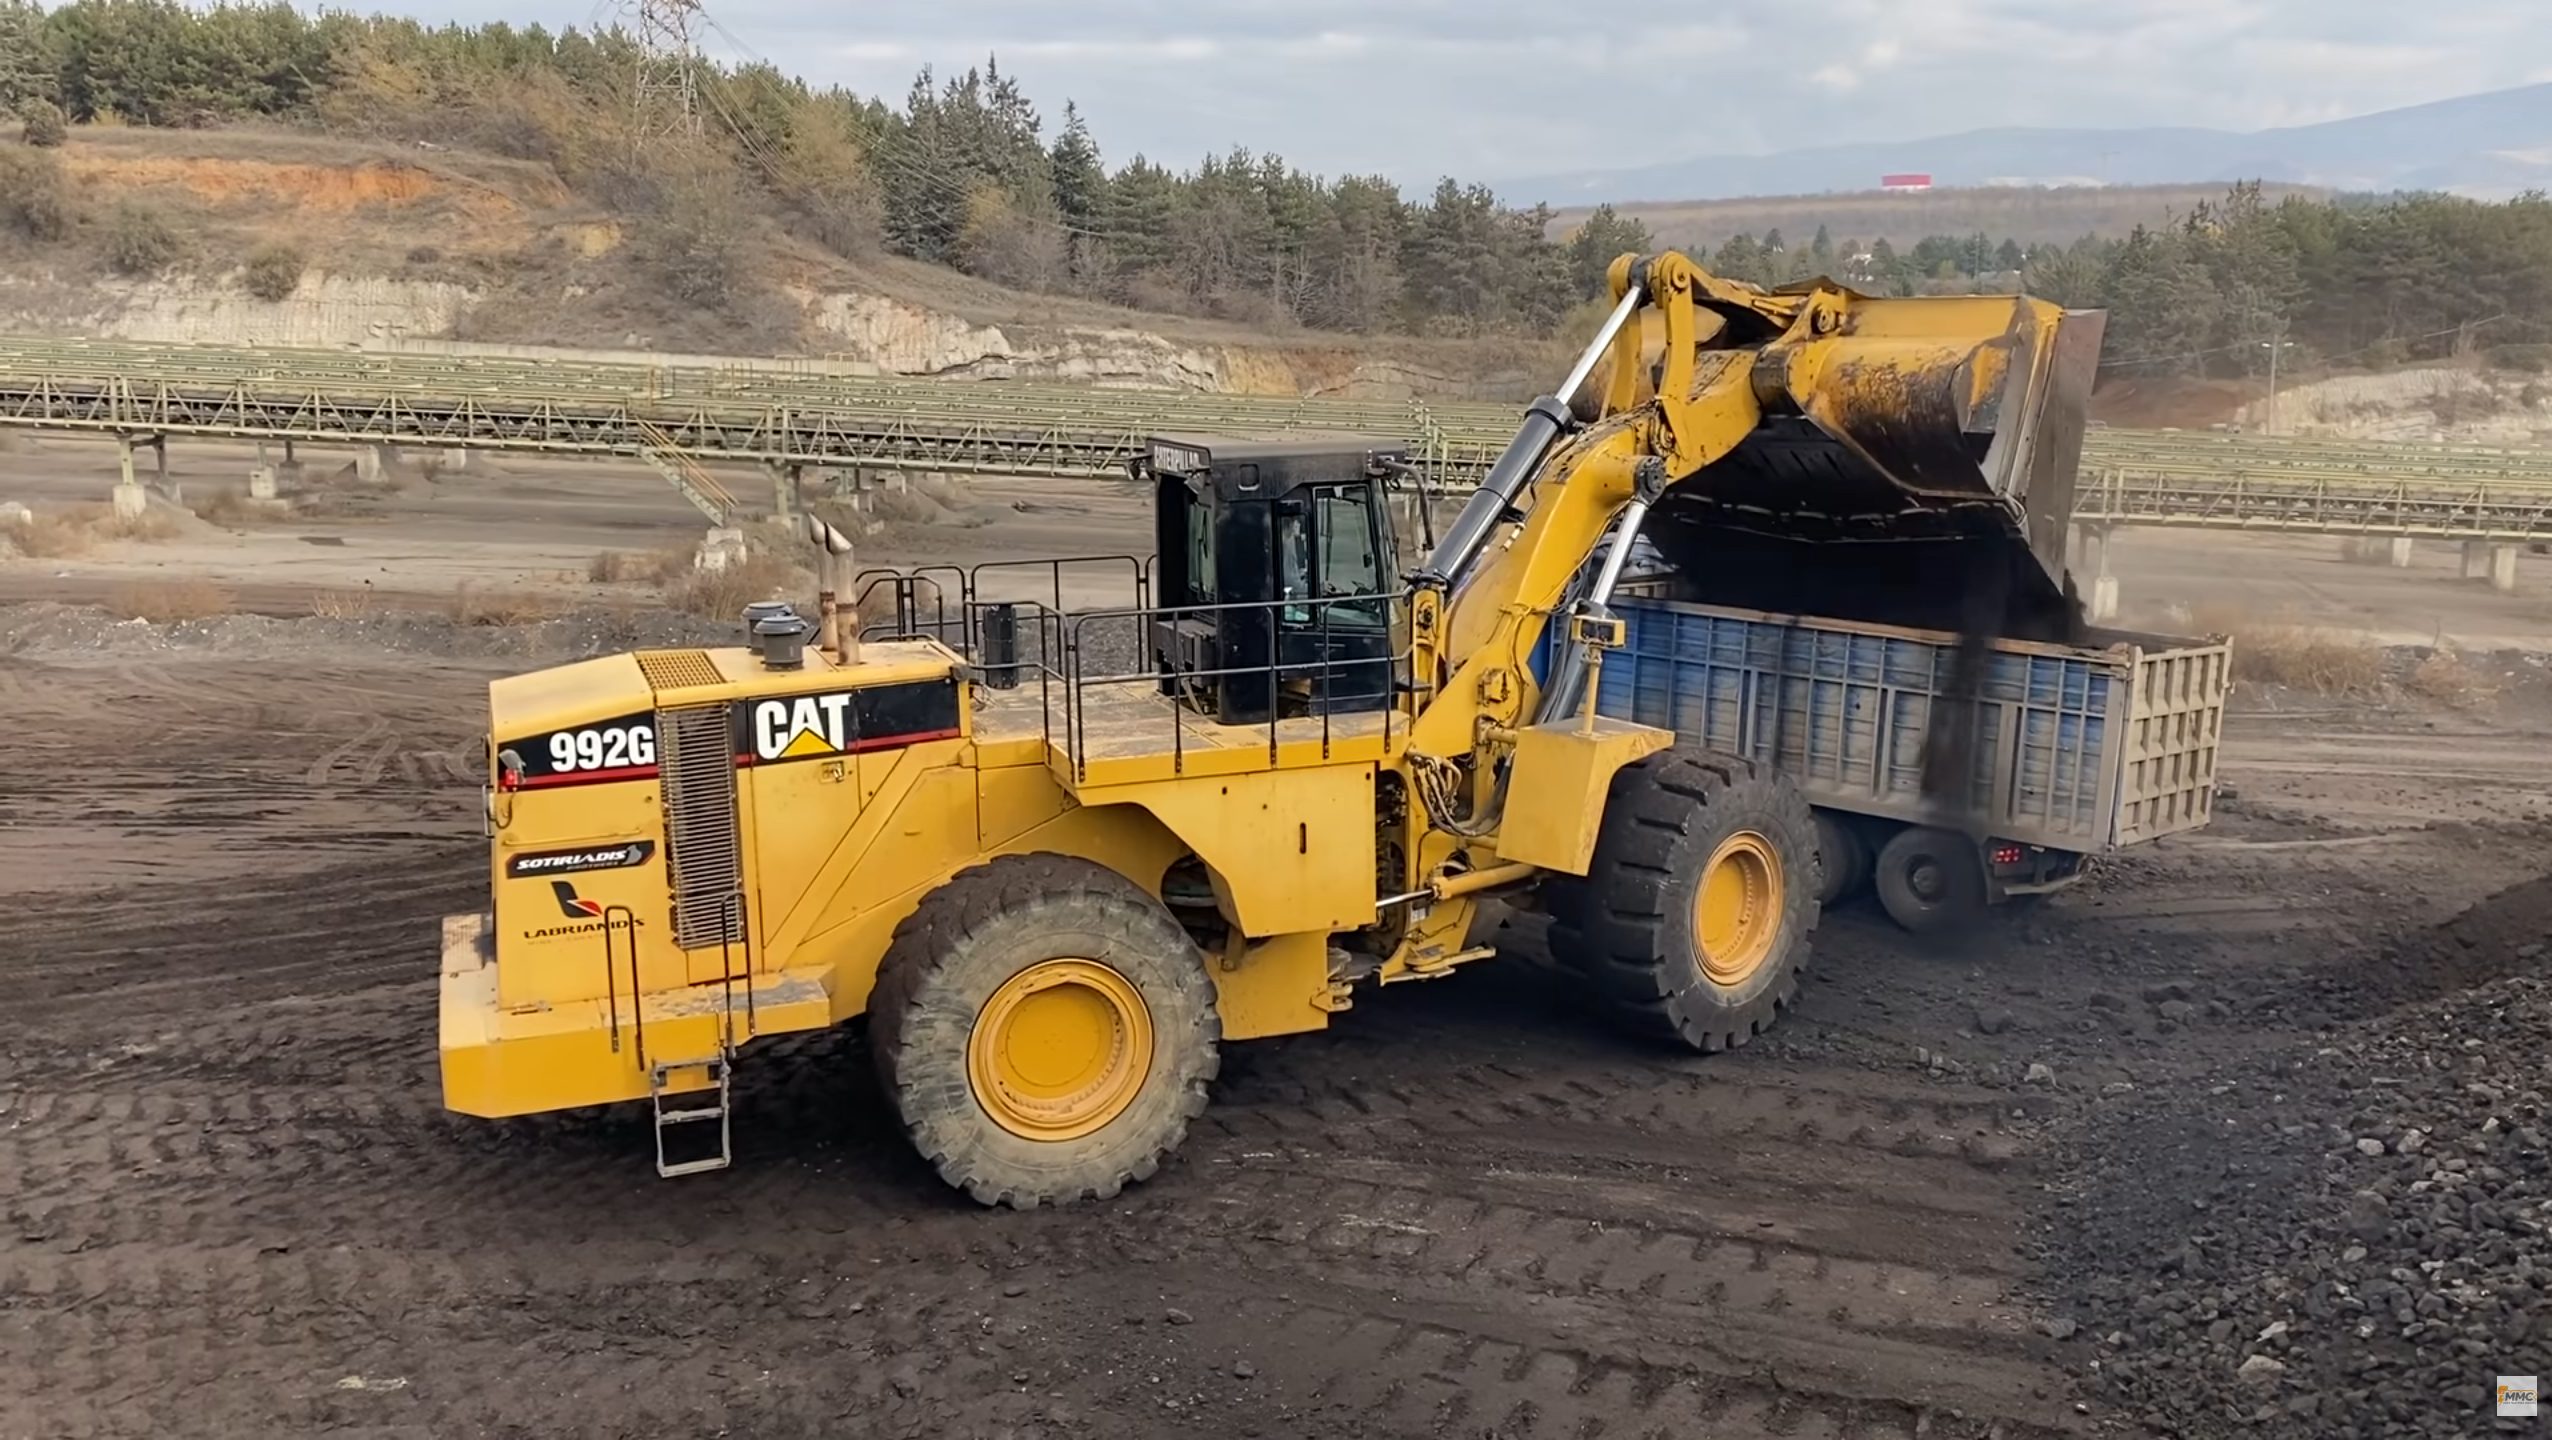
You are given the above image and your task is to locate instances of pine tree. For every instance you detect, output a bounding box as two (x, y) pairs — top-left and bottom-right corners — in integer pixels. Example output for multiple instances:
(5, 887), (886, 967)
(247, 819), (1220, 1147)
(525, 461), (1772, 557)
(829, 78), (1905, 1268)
(1866, 237), (1901, 295)
(0, 2), (52, 111)
(1564, 204), (1652, 299)
(1049, 101), (1102, 232)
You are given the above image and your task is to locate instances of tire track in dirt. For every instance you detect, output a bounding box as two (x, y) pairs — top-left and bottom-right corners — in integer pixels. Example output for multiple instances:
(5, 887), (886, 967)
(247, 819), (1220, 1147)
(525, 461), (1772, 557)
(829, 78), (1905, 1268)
(0, 848), (482, 1017)
(0, 655), (490, 901)
(0, 958), (2073, 1437)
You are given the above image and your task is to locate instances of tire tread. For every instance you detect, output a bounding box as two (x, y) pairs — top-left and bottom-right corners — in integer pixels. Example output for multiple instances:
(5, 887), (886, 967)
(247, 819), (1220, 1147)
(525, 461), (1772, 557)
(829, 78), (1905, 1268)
(870, 854), (1219, 1210)
(1547, 749), (1820, 1052)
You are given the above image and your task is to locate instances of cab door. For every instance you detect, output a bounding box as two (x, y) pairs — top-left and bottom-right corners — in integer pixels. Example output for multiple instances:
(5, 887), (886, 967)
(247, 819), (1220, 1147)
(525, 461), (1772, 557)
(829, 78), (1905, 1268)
(1278, 480), (1395, 714)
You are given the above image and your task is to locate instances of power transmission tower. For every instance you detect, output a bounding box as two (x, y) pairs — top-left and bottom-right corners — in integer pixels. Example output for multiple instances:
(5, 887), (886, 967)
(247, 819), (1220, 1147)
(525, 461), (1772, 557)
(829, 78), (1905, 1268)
(626, 0), (705, 140)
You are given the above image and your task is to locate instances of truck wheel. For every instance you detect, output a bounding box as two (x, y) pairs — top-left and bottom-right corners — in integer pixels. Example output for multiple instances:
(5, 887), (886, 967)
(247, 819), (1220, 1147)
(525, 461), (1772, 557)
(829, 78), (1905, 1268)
(1549, 750), (1820, 1053)
(869, 854), (1220, 1210)
(1873, 826), (1988, 933)
(1813, 811), (1870, 906)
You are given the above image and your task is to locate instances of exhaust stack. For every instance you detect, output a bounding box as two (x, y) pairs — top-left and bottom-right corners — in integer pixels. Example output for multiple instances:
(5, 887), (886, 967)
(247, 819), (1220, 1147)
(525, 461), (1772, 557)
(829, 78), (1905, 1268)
(805, 516), (859, 666)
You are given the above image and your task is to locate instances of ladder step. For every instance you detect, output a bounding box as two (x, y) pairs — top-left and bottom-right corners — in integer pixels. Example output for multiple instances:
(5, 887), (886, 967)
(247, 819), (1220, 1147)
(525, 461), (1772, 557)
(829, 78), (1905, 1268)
(649, 1053), (735, 1178)
(651, 1061), (728, 1082)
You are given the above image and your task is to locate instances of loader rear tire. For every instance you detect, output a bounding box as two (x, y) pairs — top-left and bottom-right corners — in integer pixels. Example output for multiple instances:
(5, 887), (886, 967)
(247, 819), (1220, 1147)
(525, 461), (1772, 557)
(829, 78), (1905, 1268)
(869, 854), (1220, 1210)
(1549, 750), (1820, 1053)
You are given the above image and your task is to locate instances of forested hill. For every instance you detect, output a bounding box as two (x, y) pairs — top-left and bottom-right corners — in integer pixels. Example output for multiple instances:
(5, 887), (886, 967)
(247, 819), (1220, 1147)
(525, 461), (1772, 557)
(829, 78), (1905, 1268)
(0, 0), (2549, 384)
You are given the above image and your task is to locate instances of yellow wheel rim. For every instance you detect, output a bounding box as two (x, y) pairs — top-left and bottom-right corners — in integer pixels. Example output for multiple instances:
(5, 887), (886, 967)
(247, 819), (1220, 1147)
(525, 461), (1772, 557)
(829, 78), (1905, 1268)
(967, 959), (1154, 1142)
(1694, 832), (1784, 986)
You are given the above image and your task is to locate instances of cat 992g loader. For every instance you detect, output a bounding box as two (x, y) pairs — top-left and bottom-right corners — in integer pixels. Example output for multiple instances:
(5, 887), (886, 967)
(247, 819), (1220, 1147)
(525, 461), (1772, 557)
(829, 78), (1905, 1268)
(439, 251), (2104, 1206)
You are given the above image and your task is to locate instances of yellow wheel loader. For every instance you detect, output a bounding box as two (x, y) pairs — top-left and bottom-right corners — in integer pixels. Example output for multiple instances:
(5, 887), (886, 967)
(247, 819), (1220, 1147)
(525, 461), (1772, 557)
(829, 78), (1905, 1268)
(440, 252), (2103, 1205)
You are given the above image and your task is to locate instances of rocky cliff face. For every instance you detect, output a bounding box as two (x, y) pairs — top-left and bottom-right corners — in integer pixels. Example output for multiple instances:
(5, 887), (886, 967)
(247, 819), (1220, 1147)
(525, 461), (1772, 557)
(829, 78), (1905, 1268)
(0, 269), (1525, 399)
(0, 270), (476, 347)
(2236, 367), (2552, 444)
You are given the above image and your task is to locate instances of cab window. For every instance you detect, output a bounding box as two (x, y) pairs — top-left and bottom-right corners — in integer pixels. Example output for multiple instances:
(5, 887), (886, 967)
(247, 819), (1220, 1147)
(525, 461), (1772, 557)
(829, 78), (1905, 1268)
(1277, 483), (1386, 627)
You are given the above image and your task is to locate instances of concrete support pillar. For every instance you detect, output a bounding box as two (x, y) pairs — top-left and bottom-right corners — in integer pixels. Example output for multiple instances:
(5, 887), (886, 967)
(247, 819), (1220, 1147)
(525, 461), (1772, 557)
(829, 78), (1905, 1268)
(276, 437), (303, 486)
(441, 447), (473, 472)
(355, 445), (387, 485)
(695, 526), (747, 574)
(2075, 522), (2110, 580)
(2463, 540), (2492, 579)
(2491, 543), (2520, 594)
(769, 463), (802, 519)
(247, 465), (279, 501)
(2075, 522), (2118, 621)
(112, 438), (147, 520)
(2389, 536), (2415, 568)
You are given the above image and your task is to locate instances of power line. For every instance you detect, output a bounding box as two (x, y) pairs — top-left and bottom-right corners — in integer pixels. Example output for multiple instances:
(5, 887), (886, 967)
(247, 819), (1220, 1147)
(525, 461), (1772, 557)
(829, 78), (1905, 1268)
(624, 0), (705, 141)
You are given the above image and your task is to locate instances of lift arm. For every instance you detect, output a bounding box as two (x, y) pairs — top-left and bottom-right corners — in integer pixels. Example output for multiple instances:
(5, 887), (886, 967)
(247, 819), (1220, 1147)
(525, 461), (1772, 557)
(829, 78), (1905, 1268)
(1395, 250), (2098, 861)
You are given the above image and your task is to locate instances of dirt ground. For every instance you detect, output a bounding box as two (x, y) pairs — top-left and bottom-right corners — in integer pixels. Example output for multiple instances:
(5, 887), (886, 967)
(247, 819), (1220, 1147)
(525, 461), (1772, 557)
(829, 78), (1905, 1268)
(4, 435), (2552, 1438)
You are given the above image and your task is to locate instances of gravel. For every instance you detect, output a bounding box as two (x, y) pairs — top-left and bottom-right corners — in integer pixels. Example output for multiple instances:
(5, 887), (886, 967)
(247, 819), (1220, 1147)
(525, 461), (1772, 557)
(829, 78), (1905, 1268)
(2048, 957), (2552, 1438)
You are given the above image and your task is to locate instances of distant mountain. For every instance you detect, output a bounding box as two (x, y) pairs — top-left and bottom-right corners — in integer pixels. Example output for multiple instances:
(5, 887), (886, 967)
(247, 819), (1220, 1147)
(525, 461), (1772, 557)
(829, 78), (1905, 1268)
(1509, 84), (2552, 205)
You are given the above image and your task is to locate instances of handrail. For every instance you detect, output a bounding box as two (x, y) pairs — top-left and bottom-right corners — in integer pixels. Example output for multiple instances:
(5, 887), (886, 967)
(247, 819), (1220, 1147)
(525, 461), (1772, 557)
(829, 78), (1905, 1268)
(601, 903), (634, 1056)
(968, 587), (1422, 783)
(631, 415), (741, 514)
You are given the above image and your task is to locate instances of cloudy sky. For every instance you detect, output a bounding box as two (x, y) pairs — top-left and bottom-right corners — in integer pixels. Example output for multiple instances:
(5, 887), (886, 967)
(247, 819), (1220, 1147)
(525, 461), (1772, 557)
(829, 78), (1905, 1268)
(400, 0), (2552, 185)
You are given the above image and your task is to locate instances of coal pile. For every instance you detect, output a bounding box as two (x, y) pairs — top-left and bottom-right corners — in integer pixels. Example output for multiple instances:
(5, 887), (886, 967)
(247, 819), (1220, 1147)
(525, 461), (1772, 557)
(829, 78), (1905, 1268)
(2048, 951), (2552, 1437)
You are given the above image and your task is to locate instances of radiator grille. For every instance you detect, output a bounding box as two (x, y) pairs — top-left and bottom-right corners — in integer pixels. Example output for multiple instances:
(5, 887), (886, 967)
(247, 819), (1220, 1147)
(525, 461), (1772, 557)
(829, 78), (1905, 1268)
(638, 649), (723, 691)
(657, 702), (743, 949)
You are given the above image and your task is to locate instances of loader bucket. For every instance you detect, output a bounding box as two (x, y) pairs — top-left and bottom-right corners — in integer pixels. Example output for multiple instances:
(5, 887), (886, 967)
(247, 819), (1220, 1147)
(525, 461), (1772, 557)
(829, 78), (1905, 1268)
(1645, 299), (2104, 633)
(1795, 298), (2105, 577)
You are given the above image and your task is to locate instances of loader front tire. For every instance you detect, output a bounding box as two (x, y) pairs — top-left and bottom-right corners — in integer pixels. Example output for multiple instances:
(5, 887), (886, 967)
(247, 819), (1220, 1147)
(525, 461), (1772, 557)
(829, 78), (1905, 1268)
(870, 854), (1220, 1210)
(1550, 750), (1820, 1053)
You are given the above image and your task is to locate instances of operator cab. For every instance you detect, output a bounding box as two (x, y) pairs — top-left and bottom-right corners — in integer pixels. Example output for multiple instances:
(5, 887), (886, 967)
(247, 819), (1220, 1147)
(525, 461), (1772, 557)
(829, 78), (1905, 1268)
(1137, 435), (1405, 727)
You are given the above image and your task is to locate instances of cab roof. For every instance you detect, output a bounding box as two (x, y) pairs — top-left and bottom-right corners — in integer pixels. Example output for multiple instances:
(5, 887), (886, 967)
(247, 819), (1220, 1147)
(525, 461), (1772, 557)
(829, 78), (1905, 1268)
(1142, 433), (1409, 501)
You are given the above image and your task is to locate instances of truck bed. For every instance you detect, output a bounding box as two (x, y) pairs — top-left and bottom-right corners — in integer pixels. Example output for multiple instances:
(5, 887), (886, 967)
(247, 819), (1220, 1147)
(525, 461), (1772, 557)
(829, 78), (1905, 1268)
(1587, 595), (2229, 855)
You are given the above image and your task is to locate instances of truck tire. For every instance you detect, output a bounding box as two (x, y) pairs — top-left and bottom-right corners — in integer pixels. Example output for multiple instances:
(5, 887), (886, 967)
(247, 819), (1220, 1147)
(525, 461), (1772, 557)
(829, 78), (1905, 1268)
(1873, 826), (1988, 934)
(1549, 750), (1821, 1053)
(869, 854), (1220, 1210)
(1813, 810), (1870, 906)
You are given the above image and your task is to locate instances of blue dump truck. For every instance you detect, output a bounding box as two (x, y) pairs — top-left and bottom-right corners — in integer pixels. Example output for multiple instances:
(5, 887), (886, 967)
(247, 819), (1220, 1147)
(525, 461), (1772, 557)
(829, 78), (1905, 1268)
(1575, 587), (2230, 931)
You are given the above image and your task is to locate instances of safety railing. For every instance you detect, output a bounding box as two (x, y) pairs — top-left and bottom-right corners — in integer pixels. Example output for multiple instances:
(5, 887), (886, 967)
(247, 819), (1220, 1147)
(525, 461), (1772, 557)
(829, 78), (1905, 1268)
(851, 554), (1153, 656)
(968, 588), (1417, 785)
(2076, 467), (2552, 538)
